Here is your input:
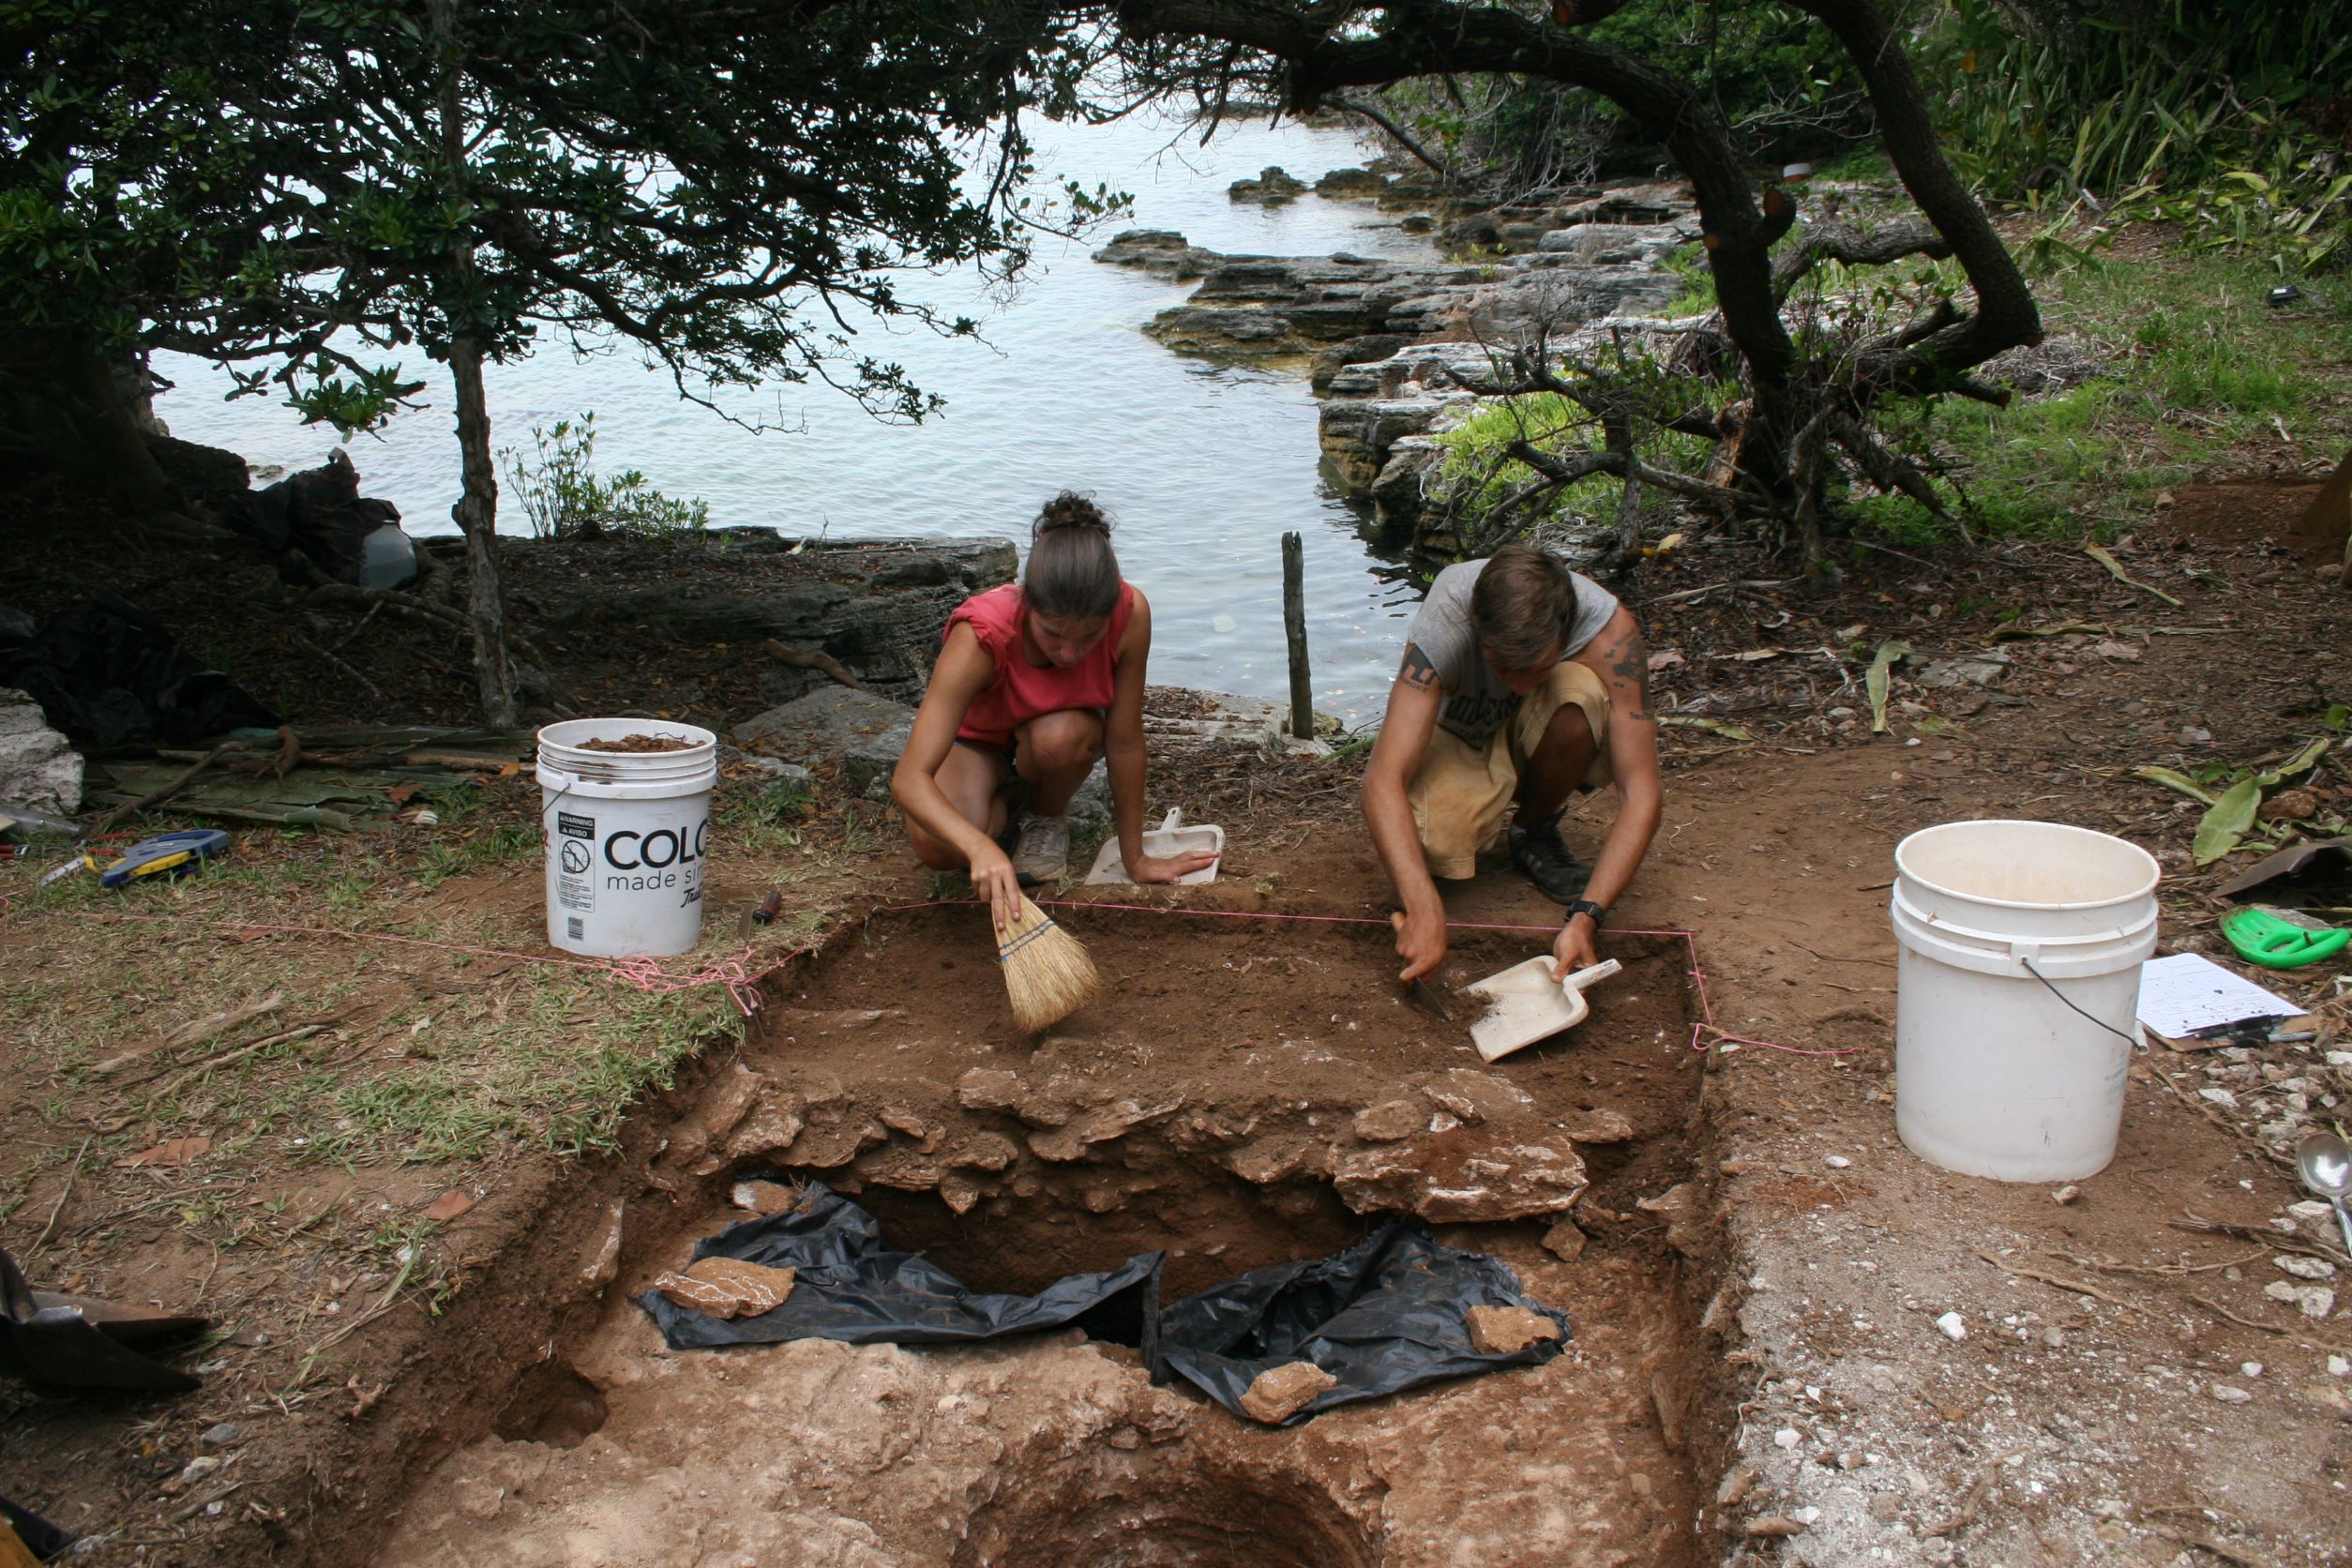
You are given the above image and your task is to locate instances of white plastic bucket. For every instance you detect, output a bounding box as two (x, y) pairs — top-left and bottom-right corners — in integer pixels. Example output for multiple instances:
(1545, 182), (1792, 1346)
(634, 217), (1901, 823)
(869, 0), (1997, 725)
(536, 719), (718, 958)
(1889, 819), (2160, 1183)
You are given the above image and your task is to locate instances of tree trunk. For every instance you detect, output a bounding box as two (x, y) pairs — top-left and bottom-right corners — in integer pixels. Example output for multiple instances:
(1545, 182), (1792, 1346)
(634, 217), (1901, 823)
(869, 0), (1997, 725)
(4, 329), (174, 513)
(447, 340), (519, 726)
(430, 0), (519, 727)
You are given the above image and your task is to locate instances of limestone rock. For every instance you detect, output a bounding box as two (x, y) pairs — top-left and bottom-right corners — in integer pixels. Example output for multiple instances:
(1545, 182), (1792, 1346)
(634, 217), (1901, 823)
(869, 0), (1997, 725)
(732, 687), (917, 796)
(1636, 1183), (1707, 1256)
(956, 1068), (1026, 1112)
(939, 1174), (983, 1214)
(1418, 1068), (1536, 1125)
(1229, 166), (1308, 204)
(0, 687), (83, 816)
(730, 1180), (800, 1214)
(1029, 1100), (1174, 1163)
(542, 536), (1012, 706)
(1541, 1216), (1589, 1261)
(653, 1258), (796, 1319)
(1465, 1304), (1562, 1356)
(1239, 1362), (1337, 1425)
(942, 1133), (1019, 1171)
(1353, 1099), (1425, 1142)
(1561, 1108), (1636, 1144)
(788, 1119), (886, 1168)
(1226, 1134), (1326, 1185)
(579, 1202), (624, 1290)
(724, 1093), (806, 1159)
(1331, 1127), (1589, 1223)
(701, 1067), (764, 1141)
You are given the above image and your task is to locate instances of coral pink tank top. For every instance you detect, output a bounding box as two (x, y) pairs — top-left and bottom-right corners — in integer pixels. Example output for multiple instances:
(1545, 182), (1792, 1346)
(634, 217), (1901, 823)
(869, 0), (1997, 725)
(945, 581), (1137, 748)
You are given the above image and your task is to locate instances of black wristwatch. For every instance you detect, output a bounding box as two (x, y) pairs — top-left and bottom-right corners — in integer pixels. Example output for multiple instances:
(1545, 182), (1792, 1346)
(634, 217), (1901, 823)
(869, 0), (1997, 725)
(1566, 898), (1607, 928)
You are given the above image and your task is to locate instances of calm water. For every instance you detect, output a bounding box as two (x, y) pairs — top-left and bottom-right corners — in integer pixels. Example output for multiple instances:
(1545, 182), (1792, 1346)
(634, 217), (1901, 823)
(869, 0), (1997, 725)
(153, 112), (1435, 720)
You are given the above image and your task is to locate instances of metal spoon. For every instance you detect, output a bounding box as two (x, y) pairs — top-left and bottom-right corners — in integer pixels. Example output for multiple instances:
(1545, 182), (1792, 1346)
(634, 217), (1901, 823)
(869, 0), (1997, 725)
(2294, 1131), (2352, 1258)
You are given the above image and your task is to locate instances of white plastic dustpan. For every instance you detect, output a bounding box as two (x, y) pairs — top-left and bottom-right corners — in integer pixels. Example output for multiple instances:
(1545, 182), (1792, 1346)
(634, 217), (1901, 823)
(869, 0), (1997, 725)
(1084, 807), (1224, 885)
(1461, 956), (1623, 1063)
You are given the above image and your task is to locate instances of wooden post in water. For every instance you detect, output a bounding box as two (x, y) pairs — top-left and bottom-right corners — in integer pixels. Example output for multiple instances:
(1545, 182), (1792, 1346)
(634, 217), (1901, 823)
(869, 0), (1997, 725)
(1281, 531), (1313, 739)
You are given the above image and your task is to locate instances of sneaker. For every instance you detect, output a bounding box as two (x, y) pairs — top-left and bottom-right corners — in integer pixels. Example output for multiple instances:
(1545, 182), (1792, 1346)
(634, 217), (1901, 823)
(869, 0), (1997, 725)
(987, 774), (1033, 854)
(1011, 812), (1070, 886)
(1507, 813), (1591, 904)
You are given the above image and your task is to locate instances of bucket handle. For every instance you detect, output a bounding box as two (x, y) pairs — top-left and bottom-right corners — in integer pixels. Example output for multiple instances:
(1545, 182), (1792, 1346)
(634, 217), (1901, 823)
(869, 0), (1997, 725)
(1892, 886), (2153, 959)
(2020, 957), (2144, 1048)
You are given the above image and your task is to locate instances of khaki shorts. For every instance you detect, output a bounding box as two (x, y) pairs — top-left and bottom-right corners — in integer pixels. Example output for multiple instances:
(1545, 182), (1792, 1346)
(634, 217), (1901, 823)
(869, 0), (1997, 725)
(1409, 661), (1612, 880)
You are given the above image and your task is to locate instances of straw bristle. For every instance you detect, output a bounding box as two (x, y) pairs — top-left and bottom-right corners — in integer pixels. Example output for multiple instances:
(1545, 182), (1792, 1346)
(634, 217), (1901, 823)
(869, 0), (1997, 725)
(997, 895), (1099, 1033)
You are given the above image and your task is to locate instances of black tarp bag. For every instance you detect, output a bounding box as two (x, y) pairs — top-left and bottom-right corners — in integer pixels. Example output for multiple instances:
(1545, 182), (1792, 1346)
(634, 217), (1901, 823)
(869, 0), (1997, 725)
(640, 1184), (1570, 1426)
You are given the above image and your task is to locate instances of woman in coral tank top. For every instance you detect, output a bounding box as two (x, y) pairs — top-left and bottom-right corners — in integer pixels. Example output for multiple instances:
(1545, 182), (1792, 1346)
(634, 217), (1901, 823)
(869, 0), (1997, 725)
(893, 492), (1215, 930)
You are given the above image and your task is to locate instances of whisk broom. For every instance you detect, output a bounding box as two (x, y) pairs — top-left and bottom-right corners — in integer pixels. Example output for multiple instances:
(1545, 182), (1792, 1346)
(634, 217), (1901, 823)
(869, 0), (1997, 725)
(997, 894), (1098, 1033)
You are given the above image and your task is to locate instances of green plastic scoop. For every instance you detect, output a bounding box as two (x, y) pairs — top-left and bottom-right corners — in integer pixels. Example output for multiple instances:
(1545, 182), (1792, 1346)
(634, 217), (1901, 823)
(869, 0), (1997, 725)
(2220, 905), (2351, 970)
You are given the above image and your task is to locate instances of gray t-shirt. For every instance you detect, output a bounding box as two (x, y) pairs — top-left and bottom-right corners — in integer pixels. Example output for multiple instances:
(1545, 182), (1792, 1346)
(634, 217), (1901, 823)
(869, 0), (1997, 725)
(1405, 556), (1620, 747)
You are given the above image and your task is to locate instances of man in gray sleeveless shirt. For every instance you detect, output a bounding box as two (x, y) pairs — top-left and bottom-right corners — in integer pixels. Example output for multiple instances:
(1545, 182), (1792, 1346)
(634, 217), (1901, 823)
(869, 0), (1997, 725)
(1362, 545), (1663, 986)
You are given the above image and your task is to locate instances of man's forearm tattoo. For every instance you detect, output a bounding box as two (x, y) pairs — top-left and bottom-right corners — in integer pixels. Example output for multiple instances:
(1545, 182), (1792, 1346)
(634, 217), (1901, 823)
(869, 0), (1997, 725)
(1604, 627), (1652, 722)
(1399, 642), (1439, 693)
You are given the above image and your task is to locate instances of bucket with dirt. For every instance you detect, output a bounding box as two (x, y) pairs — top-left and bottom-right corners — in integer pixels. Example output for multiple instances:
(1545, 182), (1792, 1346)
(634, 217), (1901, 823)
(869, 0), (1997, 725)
(1889, 819), (2160, 1182)
(535, 719), (717, 957)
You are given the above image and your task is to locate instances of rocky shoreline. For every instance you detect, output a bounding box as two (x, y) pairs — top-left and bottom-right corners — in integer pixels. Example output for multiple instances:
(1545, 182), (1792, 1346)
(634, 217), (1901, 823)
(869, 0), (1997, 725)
(1096, 171), (1716, 550)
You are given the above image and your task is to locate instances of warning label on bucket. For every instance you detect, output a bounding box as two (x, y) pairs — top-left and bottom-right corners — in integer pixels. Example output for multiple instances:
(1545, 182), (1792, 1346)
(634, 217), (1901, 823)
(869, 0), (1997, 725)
(554, 813), (597, 912)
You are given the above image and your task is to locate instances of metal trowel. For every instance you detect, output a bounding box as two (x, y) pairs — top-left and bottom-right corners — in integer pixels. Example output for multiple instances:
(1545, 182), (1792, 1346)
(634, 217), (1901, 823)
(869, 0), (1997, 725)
(0, 1247), (206, 1394)
(1462, 956), (1623, 1063)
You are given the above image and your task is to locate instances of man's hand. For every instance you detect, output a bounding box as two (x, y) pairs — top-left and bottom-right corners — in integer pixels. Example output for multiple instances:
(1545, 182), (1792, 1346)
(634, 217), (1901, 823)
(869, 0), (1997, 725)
(1395, 905), (1448, 984)
(1551, 912), (1600, 980)
(1129, 849), (1219, 885)
(969, 841), (1022, 933)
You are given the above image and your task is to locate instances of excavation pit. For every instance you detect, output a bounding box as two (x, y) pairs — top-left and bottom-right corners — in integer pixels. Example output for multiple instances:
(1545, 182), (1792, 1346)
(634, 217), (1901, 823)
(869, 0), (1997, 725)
(376, 905), (1734, 1566)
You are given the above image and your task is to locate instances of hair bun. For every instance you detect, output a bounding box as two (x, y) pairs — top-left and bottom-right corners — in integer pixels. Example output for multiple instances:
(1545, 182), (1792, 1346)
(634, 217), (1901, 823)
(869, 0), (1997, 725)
(1035, 491), (1111, 536)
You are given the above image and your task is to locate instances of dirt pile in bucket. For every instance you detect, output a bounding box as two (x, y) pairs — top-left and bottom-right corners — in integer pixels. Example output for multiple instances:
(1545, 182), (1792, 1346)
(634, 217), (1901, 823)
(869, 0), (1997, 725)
(576, 733), (699, 753)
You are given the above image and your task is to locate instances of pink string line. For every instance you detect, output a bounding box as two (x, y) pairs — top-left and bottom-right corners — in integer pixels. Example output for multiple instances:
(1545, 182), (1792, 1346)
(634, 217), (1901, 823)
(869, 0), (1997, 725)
(80, 912), (801, 1019)
(873, 897), (1825, 1057)
(63, 897), (1833, 1055)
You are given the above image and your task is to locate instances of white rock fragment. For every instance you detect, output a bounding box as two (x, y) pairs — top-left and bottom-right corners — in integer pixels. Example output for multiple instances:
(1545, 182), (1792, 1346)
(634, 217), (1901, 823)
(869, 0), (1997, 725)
(2328, 1355), (2349, 1378)
(2275, 1254), (2338, 1281)
(1824, 1155), (1851, 1169)
(1774, 1427), (1802, 1449)
(1935, 1311), (1967, 1341)
(2209, 1383), (2254, 1405)
(2240, 1362), (2265, 1379)
(2050, 1184), (2080, 1206)
(2199, 1088), (2239, 1108)
(2263, 1281), (2337, 1319)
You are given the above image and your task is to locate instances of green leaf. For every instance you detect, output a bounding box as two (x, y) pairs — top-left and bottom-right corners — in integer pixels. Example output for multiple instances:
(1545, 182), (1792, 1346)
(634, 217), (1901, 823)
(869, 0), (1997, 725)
(2133, 765), (2217, 807)
(2254, 736), (2329, 789)
(1660, 716), (1756, 743)
(1866, 641), (1910, 735)
(2193, 777), (2261, 865)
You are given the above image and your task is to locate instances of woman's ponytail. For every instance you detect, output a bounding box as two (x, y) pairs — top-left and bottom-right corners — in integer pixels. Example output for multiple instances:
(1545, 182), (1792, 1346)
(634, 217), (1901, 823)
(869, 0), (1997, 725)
(1023, 491), (1122, 620)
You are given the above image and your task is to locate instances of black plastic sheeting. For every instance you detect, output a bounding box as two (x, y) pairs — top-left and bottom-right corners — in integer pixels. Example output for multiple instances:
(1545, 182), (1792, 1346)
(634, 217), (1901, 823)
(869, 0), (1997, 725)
(638, 1183), (1161, 1357)
(0, 593), (279, 750)
(638, 1182), (1570, 1426)
(1153, 1222), (1573, 1425)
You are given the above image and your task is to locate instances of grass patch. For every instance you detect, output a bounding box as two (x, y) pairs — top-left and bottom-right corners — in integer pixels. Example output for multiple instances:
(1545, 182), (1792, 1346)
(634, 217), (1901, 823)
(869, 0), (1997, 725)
(1862, 246), (2349, 540)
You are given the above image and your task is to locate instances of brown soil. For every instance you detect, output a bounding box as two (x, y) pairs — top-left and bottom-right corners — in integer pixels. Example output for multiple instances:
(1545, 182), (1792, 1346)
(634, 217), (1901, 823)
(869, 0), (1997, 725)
(7, 441), (2352, 1565)
(574, 733), (697, 753)
(374, 904), (1725, 1567)
(2158, 473), (2343, 565)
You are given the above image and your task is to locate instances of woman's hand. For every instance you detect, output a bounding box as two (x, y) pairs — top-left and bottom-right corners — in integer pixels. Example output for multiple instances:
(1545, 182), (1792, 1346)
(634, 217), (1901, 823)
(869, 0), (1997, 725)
(1128, 849), (1219, 885)
(969, 841), (1023, 933)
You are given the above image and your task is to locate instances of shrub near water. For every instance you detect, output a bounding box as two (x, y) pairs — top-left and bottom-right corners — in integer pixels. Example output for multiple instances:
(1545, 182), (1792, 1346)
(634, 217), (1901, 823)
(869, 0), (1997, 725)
(502, 411), (710, 539)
